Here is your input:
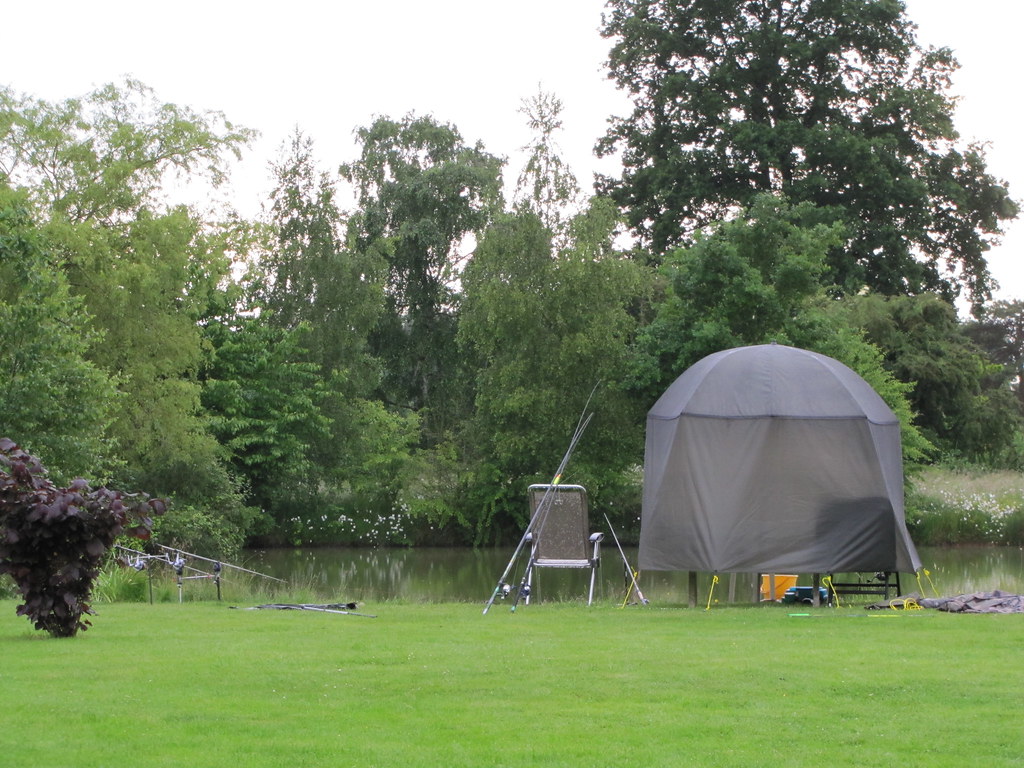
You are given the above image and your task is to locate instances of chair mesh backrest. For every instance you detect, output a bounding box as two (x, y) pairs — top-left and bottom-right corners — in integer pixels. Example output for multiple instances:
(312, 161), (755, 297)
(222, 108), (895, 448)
(528, 484), (589, 561)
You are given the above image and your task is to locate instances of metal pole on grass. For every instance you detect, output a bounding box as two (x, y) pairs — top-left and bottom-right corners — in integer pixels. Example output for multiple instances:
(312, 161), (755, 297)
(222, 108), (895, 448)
(603, 513), (649, 606)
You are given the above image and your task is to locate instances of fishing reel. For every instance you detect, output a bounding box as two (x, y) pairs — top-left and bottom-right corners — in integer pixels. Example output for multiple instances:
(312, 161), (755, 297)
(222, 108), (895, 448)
(498, 582), (530, 600)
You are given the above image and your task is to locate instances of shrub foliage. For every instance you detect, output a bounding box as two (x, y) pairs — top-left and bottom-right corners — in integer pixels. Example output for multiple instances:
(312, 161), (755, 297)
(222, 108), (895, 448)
(0, 438), (165, 637)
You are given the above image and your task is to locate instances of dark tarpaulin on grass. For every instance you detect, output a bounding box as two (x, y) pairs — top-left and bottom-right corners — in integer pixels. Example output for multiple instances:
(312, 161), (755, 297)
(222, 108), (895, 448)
(919, 591), (1024, 614)
(866, 591), (1024, 612)
(244, 602), (376, 617)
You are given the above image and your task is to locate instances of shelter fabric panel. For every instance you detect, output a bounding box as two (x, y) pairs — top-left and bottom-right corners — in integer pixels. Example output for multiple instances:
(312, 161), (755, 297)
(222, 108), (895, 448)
(640, 417), (903, 573)
(648, 344), (900, 422)
(640, 343), (922, 575)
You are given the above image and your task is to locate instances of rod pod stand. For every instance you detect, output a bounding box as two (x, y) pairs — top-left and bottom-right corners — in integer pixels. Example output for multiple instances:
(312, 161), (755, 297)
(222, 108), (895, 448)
(174, 557), (185, 603)
(603, 513), (649, 606)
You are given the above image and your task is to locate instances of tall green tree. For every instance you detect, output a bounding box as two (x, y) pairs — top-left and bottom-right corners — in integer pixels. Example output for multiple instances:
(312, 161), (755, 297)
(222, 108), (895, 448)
(0, 79), (254, 224)
(1, 80), (255, 506)
(200, 306), (419, 543)
(598, 0), (1018, 310)
(261, 130), (383, 388)
(459, 199), (649, 537)
(200, 318), (332, 529)
(57, 207), (239, 501)
(340, 114), (504, 444)
(633, 194), (846, 393)
(0, 184), (119, 481)
(635, 193), (931, 464)
(845, 293), (1022, 463)
(513, 89), (582, 249)
(232, 131), (416, 535)
(963, 299), (1024, 408)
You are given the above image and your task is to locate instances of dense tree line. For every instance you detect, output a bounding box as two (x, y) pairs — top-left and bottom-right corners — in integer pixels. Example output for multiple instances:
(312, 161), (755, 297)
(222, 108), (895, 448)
(1, 2), (1021, 554)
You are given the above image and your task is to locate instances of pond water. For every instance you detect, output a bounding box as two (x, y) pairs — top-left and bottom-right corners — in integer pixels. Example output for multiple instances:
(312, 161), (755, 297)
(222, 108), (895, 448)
(243, 545), (1024, 605)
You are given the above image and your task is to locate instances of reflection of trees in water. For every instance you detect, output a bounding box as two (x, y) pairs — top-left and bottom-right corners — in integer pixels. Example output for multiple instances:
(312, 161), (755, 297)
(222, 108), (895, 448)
(919, 546), (1024, 595)
(246, 546), (1024, 602)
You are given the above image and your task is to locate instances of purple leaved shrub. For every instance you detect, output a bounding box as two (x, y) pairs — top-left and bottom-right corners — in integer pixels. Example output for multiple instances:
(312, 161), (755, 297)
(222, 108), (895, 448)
(0, 438), (166, 637)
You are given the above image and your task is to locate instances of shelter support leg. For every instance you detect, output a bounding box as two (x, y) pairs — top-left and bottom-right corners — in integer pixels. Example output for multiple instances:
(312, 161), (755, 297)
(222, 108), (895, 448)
(688, 571), (698, 608)
(753, 574), (761, 604)
(812, 573), (821, 607)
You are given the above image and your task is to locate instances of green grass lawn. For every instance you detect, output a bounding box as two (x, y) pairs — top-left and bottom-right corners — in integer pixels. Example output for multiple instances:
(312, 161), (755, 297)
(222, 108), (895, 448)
(2, 599), (1021, 767)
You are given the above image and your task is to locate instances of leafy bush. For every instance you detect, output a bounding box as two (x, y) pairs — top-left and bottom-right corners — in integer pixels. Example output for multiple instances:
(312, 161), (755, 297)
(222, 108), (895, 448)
(0, 573), (16, 599)
(151, 503), (251, 559)
(0, 438), (165, 636)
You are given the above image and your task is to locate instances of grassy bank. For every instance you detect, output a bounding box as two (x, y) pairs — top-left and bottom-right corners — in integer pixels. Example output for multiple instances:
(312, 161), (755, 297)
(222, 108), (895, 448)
(908, 467), (1024, 545)
(2, 600), (1021, 767)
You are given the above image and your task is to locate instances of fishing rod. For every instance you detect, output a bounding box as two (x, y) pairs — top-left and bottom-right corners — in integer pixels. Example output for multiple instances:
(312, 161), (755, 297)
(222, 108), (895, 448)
(116, 543), (168, 567)
(505, 392), (599, 613)
(483, 386), (599, 615)
(603, 513), (649, 606)
(508, 415), (592, 613)
(155, 543), (285, 583)
(483, 419), (590, 615)
(115, 544), (208, 577)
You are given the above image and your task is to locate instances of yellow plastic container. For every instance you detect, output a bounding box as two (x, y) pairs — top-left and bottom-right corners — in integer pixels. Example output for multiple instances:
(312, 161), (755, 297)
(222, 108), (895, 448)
(760, 574), (798, 601)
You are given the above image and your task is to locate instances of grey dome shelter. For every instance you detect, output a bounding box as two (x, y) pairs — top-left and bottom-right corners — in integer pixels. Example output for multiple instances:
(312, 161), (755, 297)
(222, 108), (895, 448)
(639, 343), (922, 590)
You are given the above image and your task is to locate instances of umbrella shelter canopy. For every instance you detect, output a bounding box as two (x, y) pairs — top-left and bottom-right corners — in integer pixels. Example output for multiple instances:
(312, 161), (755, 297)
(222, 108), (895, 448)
(639, 343), (921, 575)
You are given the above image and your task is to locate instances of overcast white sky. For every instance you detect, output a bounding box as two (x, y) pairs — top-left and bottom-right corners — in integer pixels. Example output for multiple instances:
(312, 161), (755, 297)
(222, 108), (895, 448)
(3, 0), (1022, 302)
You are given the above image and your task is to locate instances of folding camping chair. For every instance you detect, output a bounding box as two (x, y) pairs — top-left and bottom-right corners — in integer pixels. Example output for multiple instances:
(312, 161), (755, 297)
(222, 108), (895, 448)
(523, 484), (604, 605)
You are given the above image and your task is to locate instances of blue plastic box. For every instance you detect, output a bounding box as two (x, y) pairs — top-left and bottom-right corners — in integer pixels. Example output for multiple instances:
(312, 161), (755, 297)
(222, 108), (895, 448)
(782, 585), (829, 604)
